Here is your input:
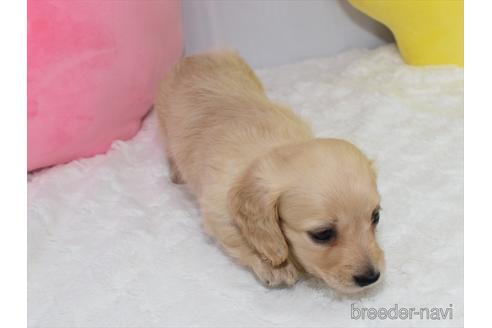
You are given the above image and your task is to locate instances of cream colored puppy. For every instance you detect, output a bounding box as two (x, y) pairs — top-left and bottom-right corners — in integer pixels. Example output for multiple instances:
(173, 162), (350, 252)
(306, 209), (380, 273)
(155, 50), (384, 293)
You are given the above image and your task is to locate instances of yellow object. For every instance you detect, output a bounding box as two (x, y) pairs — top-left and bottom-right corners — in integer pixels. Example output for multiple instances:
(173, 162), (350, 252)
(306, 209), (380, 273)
(349, 0), (463, 67)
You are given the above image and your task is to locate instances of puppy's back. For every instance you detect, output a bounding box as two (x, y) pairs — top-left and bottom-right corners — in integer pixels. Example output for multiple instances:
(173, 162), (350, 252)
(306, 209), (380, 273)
(174, 50), (265, 94)
(158, 50), (264, 107)
(155, 50), (311, 195)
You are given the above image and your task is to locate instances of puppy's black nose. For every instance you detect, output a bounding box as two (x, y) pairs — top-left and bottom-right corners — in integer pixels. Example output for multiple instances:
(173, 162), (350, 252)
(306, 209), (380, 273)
(353, 270), (380, 287)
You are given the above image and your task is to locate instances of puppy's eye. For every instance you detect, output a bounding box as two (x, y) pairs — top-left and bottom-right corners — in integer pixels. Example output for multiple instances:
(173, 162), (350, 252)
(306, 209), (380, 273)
(308, 228), (336, 244)
(372, 209), (380, 225)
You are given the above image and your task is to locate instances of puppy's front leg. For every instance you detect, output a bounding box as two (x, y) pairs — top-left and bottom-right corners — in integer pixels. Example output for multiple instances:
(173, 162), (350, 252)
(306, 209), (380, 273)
(203, 214), (301, 287)
(250, 255), (300, 287)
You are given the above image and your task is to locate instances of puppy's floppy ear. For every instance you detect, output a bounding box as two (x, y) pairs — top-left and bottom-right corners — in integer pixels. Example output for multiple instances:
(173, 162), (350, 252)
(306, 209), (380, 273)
(228, 161), (288, 266)
(369, 159), (378, 180)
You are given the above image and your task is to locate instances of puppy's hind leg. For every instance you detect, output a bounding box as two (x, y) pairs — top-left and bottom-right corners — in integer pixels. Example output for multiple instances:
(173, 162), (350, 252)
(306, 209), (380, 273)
(168, 156), (185, 184)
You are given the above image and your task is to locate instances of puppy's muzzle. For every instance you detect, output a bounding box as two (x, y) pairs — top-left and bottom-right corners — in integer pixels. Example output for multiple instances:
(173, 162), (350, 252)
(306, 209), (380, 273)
(353, 268), (380, 287)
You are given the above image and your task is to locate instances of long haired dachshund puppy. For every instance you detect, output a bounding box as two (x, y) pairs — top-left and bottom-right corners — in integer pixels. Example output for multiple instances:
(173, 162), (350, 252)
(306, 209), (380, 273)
(155, 51), (384, 293)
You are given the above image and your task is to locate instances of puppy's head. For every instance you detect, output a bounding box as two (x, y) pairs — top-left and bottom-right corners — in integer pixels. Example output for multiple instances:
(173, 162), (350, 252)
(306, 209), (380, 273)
(229, 138), (384, 293)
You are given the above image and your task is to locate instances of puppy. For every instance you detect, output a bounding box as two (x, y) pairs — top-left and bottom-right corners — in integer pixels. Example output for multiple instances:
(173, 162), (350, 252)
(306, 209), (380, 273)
(155, 50), (384, 293)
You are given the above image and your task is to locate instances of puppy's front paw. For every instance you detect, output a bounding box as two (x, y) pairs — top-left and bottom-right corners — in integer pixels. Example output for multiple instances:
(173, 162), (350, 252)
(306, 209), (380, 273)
(252, 257), (301, 287)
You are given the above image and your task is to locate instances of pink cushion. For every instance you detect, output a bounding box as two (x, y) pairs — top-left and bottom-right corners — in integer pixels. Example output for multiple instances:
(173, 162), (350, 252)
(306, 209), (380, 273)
(28, 0), (183, 171)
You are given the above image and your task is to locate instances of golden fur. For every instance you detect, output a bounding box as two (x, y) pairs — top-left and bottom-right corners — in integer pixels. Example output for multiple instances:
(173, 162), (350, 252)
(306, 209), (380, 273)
(155, 50), (384, 292)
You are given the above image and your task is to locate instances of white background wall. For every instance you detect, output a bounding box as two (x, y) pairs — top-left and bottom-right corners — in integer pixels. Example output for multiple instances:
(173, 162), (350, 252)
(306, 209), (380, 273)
(182, 0), (393, 68)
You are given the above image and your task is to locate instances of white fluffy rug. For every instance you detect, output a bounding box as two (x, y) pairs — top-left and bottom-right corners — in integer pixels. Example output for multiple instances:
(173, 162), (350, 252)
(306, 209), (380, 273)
(28, 45), (463, 328)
